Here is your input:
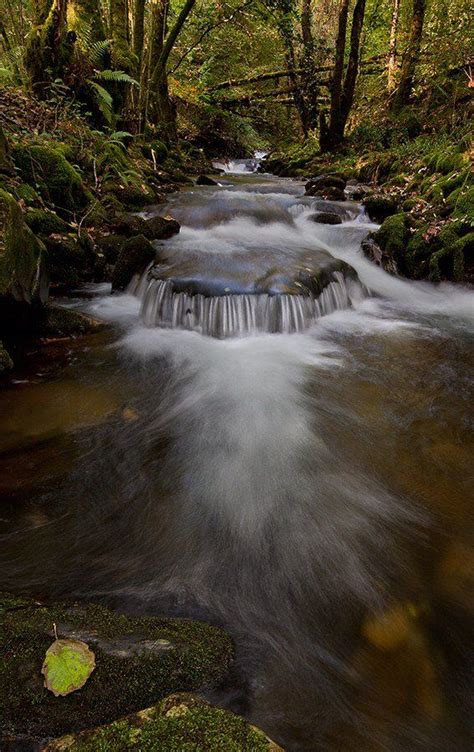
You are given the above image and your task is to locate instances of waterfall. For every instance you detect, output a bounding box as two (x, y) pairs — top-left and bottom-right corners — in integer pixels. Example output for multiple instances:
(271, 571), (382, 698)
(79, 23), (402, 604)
(212, 151), (267, 175)
(134, 270), (362, 338)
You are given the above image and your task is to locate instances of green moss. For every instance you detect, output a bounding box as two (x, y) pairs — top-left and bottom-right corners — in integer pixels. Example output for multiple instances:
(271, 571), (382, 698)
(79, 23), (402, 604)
(47, 694), (280, 752)
(428, 230), (473, 283)
(373, 213), (408, 263)
(39, 304), (103, 337)
(0, 188), (49, 303)
(12, 144), (90, 211)
(111, 234), (155, 291)
(0, 596), (234, 741)
(14, 183), (41, 205)
(452, 186), (474, 222)
(25, 208), (70, 235)
(0, 341), (13, 373)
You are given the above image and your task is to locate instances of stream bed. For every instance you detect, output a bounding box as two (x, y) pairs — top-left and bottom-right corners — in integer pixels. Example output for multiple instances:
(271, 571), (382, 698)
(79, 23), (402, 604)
(1, 169), (473, 751)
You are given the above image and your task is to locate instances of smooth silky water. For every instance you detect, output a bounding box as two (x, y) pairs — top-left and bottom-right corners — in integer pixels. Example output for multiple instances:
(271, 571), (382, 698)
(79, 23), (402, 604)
(1, 164), (473, 751)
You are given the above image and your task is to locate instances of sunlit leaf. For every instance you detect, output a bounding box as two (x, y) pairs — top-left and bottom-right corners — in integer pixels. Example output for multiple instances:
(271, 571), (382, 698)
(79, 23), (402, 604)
(42, 639), (96, 697)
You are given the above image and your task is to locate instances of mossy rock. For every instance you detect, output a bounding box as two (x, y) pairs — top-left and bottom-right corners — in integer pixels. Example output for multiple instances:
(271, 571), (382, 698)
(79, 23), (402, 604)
(0, 340), (13, 373)
(372, 213), (408, 270)
(362, 194), (399, 223)
(14, 182), (41, 206)
(0, 595), (234, 742)
(25, 208), (70, 236)
(428, 233), (473, 283)
(452, 185), (474, 222)
(108, 182), (157, 208)
(0, 188), (49, 304)
(12, 144), (90, 211)
(45, 693), (284, 752)
(111, 234), (156, 291)
(43, 235), (92, 288)
(113, 213), (180, 241)
(38, 304), (104, 337)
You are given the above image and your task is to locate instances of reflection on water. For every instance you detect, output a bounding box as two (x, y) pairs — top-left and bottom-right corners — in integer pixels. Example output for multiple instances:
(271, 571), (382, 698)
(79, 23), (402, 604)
(1, 174), (473, 751)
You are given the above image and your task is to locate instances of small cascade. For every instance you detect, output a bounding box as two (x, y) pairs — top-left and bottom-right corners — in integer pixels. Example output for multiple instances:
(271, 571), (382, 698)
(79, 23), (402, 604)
(213, 151), (267, 175)
(134, 271), (361, 338)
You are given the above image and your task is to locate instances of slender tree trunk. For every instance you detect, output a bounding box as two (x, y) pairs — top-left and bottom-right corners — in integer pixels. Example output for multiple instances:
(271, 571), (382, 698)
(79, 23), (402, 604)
(391, 0), (426, 110)
(340, 0), (366, 124)
(133, 0), (146, 68)
(300, 0), (319, 131)
(321, 0), (366, 151)
(387, 0), (400, 93)
(110, 0), (135, 71)
(321, 0), (349, 150)
(148, 0), (197, 142)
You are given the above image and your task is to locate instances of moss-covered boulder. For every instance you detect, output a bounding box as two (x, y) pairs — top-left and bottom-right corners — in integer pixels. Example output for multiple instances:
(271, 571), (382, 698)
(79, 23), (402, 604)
(0, 188), (48, 304)
(42, 233), (95, 289)
(45, 693), (284, 752)
(38, 304), (105, 338)
(362, 194), (399, 223)
(112, 213), (180, 241)
(0, 126), (14, 175)
(0, 595), (234, 742)
(111, 234), (157, 291)
(12, 144), (90, 211)
(25, 208), (71, 236)
(371, 213), (409, 271)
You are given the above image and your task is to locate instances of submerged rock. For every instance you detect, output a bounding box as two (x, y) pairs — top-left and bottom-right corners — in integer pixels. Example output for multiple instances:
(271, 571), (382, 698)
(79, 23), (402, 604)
(45, 693), (285, 751)
(308, 211), (343, 225)
(0, 595), (233, 742)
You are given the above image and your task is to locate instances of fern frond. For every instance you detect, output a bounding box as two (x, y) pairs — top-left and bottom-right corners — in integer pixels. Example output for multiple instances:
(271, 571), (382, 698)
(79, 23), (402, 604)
(90, 81), (114, 123)
(95, 69), (139, 86)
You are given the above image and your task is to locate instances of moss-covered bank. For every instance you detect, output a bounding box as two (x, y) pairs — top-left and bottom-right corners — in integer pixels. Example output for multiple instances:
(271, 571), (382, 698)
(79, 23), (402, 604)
(0, 594), (234, 742)
(264, 124), (473, 284)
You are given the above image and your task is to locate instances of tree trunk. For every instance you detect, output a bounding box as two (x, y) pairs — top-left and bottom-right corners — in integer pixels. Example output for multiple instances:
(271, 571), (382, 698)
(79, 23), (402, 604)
(148, 0), (197, 142)
(25, 0), (73, 95)
(387, 0), (400, 93)
(322, 0), (349, 150)
(391, 0), (426, 110)
(300, 0), (319, 131)
(321, 0), (366, 151)
(68, 0), (105, 42)
(133, 0), (146, 68)
(110, 0), (135, 71)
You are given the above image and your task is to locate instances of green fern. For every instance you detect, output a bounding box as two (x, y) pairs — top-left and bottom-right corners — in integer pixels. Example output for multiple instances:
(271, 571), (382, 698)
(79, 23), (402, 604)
(90, 81), (114, 123)
(95, 69), (139, 86)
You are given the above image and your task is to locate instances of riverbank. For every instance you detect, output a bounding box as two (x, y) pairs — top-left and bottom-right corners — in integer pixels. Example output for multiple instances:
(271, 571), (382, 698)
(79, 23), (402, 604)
(263, 126), (473, 286)
(0, 85), (218, 374)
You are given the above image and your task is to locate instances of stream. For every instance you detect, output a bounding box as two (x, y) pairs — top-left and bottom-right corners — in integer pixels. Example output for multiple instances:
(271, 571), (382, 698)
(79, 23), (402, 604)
(1, 162), (473, 751)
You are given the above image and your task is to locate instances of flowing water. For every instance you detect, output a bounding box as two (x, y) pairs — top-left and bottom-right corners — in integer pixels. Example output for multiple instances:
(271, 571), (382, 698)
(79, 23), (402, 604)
(1, 164), (473, 751)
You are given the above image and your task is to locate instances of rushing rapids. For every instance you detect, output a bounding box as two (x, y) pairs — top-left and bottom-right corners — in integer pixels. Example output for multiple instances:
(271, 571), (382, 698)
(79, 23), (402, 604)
(1, 162), (473, 752)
